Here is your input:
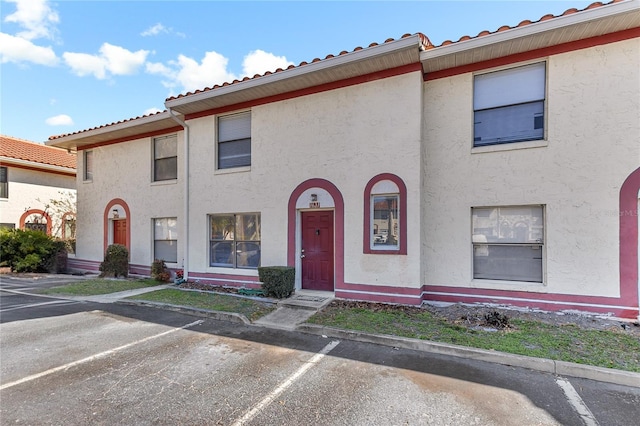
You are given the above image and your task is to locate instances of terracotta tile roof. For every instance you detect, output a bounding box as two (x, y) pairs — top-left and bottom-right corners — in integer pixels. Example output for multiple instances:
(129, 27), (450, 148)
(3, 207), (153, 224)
(436, 0), (623, 46)
(49, 0), (625, 141)
(48, 110), (167, 141)
(165, 33), (432, 102)
(0, 135), (76, 169)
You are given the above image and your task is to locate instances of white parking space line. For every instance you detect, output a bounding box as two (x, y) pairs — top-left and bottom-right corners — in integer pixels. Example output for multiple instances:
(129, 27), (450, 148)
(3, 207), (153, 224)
(231, 340), (340, 426)
(0, 319), (204, 391)
(1, 300), (80, 312)
(555, 377), (599, 426)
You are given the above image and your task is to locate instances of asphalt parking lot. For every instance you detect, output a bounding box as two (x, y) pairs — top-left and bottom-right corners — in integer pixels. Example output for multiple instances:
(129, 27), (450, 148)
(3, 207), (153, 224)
(2, 275), (639, 425)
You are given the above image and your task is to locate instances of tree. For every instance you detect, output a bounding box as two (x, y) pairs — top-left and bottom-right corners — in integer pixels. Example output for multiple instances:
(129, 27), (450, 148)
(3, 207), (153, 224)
(36, 190), (77, 240)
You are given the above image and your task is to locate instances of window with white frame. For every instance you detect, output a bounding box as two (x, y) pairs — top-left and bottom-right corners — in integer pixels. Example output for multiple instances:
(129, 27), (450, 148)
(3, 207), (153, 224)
(472, 206), (544, 282)
(473, 62), (546, 147)
(0, 167), (7, 198)
(371, 194), (399, 249)
(83, 150), (93, 181)
(209, 213), (260, 268)
(153, 135), (177, 181)
(218, 112), (251, 169)
(154, 217), (178, 263)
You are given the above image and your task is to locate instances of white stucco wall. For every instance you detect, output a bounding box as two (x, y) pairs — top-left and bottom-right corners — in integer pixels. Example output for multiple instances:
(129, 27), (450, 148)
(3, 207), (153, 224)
(76, 132), (185, 266)
(422, 38), (640, 297)
(0, 166), (75, 237)
(187, 72), (423, 287)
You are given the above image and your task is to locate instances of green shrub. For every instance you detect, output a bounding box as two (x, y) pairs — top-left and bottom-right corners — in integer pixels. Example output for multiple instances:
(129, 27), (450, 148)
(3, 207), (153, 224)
(99, 244), (129, 278)
(0, 228), (67, 273)
(258, 266), (295, 298)
(151, 259), (170, 282)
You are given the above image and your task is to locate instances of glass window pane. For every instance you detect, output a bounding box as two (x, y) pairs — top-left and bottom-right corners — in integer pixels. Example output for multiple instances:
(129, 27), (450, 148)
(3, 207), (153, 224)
(372, 195), (399, 247)
(236, 242), (260, 268)
(473, 245), (542, 282)
(210, 241), (234, 267)
(155, 218), (178, 240)
(154, 240), (177, 263)
(218, 112), (251, 141)
(154, 136), (177, 159)
(218, 139), (251, 169)
(0, 167), (7, 198)
(154, 157), (177, 181)
(84, 151), (93, 180)
(474, 62), (545, 110)
(474, 101), (544, 146)
(235, 214), (260, 241)
(473, 206), (543, 244)
(210, 215), (235, 240)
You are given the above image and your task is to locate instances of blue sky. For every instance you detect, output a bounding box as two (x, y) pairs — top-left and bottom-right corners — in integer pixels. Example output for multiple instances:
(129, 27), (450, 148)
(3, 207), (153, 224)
(1, 0), (595, 144)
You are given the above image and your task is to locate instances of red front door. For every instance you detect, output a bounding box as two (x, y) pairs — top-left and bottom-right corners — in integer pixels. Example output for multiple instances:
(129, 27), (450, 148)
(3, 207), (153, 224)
(113, 219), (127, 246)
(301, 211), (334, 291)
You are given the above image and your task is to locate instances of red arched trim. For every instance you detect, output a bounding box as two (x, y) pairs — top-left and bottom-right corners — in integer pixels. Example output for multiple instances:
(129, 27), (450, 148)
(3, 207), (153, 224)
(288, 179), (345, 290)
(19, 209), (52, 235)
(619, 167), (640, 306)
(61, 212), (76, 239)
(363, 173), (408, 255)
(103, 199), (131, 253)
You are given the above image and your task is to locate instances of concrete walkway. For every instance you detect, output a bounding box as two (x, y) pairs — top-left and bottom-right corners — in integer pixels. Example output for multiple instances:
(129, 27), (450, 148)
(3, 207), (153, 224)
(253, 290), (334, 330)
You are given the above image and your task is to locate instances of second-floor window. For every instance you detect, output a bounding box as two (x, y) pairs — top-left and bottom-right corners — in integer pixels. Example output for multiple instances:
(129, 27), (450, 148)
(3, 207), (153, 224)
(0, 167), (7, 198)
(474, 62), (546, 147)
(154, 135), (177, 181)
(218, 111), (251, 169)
(83, 150), (93, 181)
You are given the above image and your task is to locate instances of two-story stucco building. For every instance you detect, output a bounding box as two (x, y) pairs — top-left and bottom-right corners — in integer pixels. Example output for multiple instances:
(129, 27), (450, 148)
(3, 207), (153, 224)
(0, 135), (77, 238)
(49, 0), (640, 318)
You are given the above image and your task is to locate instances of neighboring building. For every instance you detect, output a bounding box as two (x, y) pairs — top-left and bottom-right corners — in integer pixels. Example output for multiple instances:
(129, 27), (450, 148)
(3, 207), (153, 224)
(0, 135), (77, 238)
(48, 1), (640, 318)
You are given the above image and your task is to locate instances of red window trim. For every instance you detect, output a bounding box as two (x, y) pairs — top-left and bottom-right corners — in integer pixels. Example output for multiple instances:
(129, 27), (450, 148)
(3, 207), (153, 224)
(363, 173), (407, 255)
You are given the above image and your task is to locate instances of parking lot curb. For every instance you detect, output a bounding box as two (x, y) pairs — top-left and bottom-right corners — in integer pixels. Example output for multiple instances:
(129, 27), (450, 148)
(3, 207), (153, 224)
(116, 300), (251, 325)
(296, 323), (640, 388)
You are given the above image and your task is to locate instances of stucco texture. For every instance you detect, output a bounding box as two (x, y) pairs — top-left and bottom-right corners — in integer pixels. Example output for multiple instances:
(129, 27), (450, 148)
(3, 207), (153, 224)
(422, 39), (640, 298)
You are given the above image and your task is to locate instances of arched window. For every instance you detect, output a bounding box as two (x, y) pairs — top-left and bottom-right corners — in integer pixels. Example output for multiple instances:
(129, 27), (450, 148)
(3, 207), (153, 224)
(363, 173), (407, 255)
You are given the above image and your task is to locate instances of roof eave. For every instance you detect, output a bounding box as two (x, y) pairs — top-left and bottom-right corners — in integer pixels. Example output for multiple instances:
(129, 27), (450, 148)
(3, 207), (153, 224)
(165, 34), (425, 114)
(46, 111), (179, 150)
(0, 156), (76, 176)
(420, 0), (639, 67)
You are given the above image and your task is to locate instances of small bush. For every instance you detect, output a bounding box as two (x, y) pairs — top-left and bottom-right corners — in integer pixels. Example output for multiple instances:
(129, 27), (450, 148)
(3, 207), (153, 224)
(258, 266), (295, 298)
(0, 228), (66, 273)
(151, 259), (170, 282)
(99, 244), (129, 278)
(484, 311), (510, 329)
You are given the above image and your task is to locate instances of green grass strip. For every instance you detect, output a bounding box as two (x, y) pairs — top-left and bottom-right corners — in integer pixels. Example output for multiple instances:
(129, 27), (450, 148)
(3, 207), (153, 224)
(38, 278), (161, 296)
(128, 288), (276, 322)
(308, 307), (640, 372)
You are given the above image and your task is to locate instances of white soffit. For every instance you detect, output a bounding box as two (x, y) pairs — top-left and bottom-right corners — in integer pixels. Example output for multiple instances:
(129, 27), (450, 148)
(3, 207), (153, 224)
(420, 0), (640, 73)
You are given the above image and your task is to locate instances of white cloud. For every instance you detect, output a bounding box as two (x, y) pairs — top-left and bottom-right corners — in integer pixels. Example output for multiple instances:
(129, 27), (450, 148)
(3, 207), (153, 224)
(0, 32), (58, 65)
(146, 49), (293, 94)
(141, 23), (168, 37)
(146, 51), (236, 93)
(242, 50), (293, 77)
(143, 107), (163, 116)
(63, 43), (149, 79)
(45, 114), (73, 126)
(4, 0), (59, 41)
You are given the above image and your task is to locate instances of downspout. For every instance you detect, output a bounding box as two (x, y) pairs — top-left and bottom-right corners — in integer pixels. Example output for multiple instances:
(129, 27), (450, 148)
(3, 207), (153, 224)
(167, 107), (190, 282)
